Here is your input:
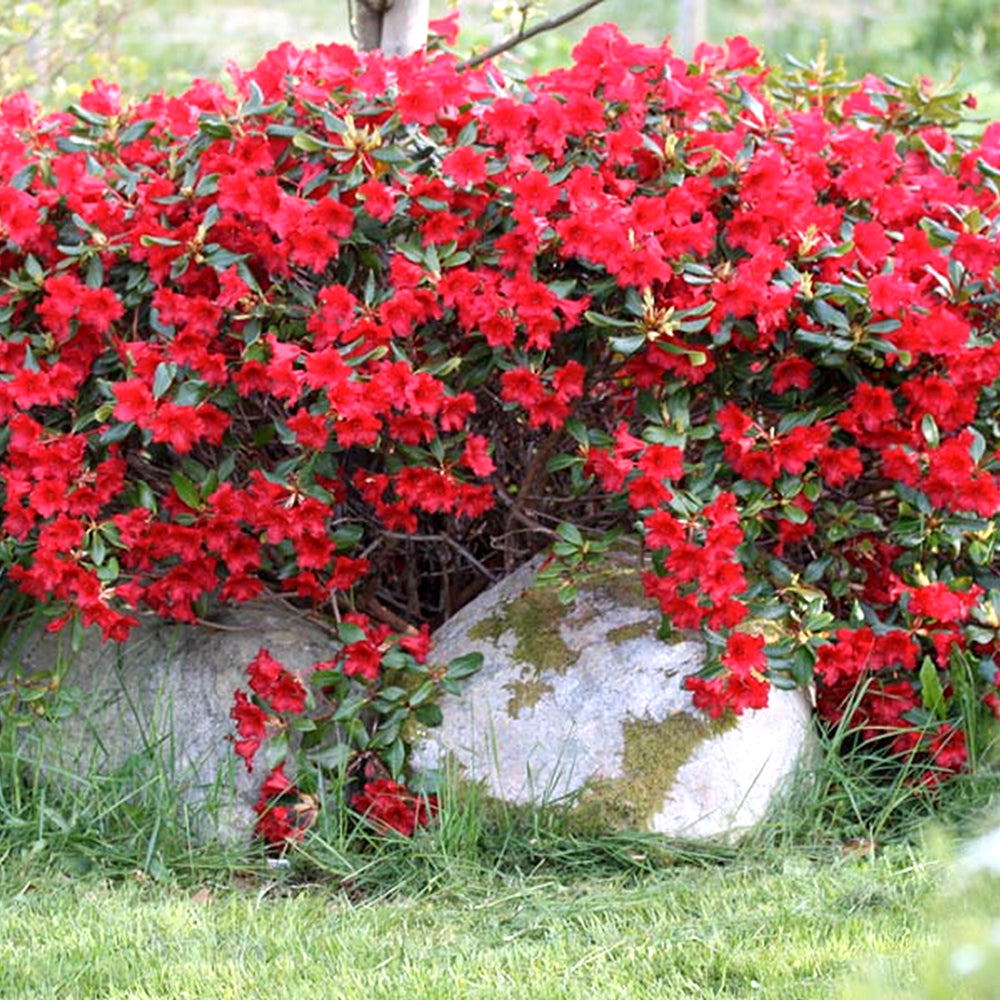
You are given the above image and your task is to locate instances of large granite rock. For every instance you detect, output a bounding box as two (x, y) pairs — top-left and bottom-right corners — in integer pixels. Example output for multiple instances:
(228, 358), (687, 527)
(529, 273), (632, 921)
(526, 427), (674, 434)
(1, 601), (336, 842)
(411, 548), (815, 840)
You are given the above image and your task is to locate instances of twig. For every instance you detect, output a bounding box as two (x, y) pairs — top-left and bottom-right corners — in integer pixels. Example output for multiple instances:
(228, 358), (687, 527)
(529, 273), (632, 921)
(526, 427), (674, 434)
(494, 488), (561, 539)
(501, 428), (565, 567)
(459, 0), (609, 70)
(360, 593), (419, 635)
(381, 530), (499, 583)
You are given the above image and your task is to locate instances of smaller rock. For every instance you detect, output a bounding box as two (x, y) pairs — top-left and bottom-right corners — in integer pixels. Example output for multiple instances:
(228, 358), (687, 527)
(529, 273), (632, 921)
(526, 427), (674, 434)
(411, 547), (814, 840)
(3, 601), (337, 842)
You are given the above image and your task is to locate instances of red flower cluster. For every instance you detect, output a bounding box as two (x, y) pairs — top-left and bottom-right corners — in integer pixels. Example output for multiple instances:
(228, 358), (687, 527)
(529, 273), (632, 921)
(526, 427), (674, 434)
(350, 779), (437, 837)
(247, 648), (308, 713)
(253, 763), (316, 844)
(686, 632), (770, 718)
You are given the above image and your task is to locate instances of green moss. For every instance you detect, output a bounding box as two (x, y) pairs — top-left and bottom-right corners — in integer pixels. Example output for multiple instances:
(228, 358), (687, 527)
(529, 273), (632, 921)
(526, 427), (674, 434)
(573, 711), (737, 831)
(588, 567), (650, 608)
(464, 547), (675, 721)
(502, 677), (555, 718)
(509, 587), (578, 674)
(467, 612), (506, 644)
(468, 587), (579, 673)
(606, 621), (651, 645)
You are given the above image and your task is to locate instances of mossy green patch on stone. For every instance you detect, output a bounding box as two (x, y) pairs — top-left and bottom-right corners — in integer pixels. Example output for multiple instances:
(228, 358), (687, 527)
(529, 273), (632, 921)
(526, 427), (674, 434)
(606, 621), (652, 645)
(587, 566), (650, 608)
(509, 586), (578, 674)
(467, 611), (506, 644)
(502, 677), (555, 718)
(574, 710), (737, 831)
(467, 585), (579, 677)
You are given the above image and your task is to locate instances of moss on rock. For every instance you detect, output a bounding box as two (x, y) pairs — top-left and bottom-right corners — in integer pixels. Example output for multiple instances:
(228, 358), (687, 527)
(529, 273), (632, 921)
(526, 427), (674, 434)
(468, 588), (577, 672)
(606, 621), (652, 645)
(574, 710), (737, 830)
(502, 677), (556, 717)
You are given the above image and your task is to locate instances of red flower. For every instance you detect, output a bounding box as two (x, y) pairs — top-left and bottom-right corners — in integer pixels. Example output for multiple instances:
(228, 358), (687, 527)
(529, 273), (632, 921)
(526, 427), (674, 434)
(770, 355), (813, 394)
(428, 10), (460, 45)
(907, 583), (981, 624)
(399, 623), (432, 663)
(922, 724), (968, 786)
(356, 178), (397, 222)
(341, 637), (383, 681)
(287, 408), (329, 450)
(461, 434), (495, 476)
(500, 367), (545, 408)
(351, 779), (437, 836)
(230, 690), (269, 771)
(817, 446), (863, 488)
(253, 763), (316, 844)
(247, 648), (308, 713)
(442, 145), (488, 187)
(112, 379), (156, 426)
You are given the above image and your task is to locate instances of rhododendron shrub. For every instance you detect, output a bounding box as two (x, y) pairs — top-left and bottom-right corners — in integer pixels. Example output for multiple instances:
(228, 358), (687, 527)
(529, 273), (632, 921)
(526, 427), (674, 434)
(2, 24), (1000, 843)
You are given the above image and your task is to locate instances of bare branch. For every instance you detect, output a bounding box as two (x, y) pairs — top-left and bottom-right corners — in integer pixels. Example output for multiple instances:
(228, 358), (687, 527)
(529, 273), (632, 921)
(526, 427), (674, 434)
(459, 0), (608, 71)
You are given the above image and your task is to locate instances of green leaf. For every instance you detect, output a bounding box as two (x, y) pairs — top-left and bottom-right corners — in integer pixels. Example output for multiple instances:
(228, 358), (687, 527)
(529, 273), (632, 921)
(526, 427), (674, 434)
(546, 453), (581, 472)
(100, 422), (134, 445)
(585, 310), (640, 330)
(445, 652), (484, 681)
(139, 234), (181, 247)
(919, 656), (947, 719)
(69, 103), (109, 127)
(170, 472), (201, 510)
(152, 362), (175, 400)
(384, 738), (406, 779)
(407, 681), (437, 707)
(118, 119), (155, 145)
(310, 670), (347, 695)
(198, 117), (233, 139)
(556, 522), (584, 547)
(370, 145), (408, 164)
(920, 414), (940, 448)
(333, 693), (369, 722)
(88, 531), (107, 567)
(563, 418), (589, 446)
(780, 503), (808, 525)
(609, 334), (647, 355)
(292, 132), (330, 152)
(24, 254), (44, 282)
(656, 341), (708, 365)
(308, 743), (352, 771)
(415, 702), (444, 728)
(337, 622), (367, 644)
(332, 523), (364, 552)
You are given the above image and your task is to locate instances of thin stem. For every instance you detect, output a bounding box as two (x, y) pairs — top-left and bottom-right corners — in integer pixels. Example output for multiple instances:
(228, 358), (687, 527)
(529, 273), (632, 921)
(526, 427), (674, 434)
(458, 0), (608, 71)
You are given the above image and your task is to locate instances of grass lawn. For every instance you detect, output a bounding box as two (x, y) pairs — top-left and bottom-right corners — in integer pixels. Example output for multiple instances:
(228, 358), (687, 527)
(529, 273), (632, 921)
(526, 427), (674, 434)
(2, 677), (998, 999)
(0, 846), (945, 1000)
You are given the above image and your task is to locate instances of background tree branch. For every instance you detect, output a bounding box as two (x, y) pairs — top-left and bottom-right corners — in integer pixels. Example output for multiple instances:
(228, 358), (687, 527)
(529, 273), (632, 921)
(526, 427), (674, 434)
(459, 0), (608, 70)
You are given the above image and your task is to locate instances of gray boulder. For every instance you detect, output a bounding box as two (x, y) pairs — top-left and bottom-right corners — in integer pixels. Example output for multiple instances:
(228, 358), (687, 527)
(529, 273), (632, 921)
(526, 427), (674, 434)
(412, 547), (814, 840)
(2, 601), (336, 842)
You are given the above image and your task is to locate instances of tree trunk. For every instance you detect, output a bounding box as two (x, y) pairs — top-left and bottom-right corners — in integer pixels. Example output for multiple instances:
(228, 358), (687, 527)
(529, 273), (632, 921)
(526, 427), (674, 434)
(354, 0), (430, 55)
(676, 0), (708, 58)
(381, 0), (430, 56)
(354, 1), (383, 51)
